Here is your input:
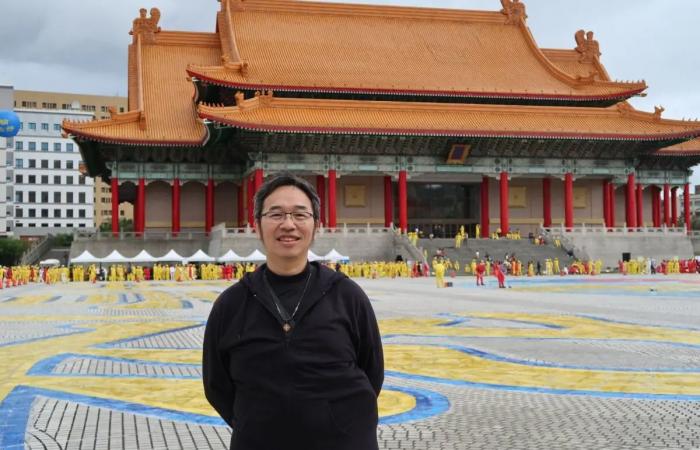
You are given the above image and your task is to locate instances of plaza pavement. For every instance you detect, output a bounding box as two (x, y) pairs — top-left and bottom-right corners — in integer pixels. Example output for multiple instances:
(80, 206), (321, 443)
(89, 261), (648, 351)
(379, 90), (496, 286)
(1, 273), (700, 449)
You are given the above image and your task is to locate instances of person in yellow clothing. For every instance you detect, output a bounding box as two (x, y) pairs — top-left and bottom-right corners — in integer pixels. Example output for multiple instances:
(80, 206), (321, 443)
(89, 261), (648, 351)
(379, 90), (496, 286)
(475, 224), (480, 239)
(553, 258), (560, 275)
(434, 259), (446, 288)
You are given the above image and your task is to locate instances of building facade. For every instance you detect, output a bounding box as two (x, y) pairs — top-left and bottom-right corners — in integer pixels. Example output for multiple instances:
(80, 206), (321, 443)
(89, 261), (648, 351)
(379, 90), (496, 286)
(13, 90), (130, 229)
(63, 0), (700, 237)
(0, 86), (12, 236)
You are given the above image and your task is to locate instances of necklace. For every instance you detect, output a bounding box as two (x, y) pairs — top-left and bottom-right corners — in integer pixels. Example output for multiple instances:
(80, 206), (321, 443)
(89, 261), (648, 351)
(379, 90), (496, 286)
(263, 265), (314, 333)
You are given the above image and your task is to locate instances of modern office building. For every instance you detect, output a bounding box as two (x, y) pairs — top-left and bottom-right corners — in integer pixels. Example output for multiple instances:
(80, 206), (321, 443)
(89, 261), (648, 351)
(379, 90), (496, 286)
(13, 90), (131, 228)
(0, 86), (12, 236)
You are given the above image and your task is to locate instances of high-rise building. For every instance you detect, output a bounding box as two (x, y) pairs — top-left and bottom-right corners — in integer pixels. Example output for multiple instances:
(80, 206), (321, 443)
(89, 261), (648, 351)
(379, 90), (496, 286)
(13, 90), (130, 229)
(0, 86), (12, 236)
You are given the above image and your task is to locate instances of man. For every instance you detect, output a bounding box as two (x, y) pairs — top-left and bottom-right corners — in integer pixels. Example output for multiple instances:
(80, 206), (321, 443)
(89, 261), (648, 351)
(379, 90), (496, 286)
(203, 173), (384, 450)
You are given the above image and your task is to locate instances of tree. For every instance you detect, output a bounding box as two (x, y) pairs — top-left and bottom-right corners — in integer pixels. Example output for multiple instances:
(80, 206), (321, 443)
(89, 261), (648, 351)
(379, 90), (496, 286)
(0, 238), (29, 266)
(99, 219), (134, 232)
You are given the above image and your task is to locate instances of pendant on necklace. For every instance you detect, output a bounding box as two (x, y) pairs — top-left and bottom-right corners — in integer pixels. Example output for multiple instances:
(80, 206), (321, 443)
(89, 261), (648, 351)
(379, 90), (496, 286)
(282, 323), (292, 333)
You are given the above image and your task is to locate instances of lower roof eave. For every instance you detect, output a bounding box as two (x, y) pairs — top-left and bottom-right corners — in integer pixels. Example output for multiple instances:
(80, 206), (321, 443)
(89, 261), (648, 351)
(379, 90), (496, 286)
(69, 130), (206, 148)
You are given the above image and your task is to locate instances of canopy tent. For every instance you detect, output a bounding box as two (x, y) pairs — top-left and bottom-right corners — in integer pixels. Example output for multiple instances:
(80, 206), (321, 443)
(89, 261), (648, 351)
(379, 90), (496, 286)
(217, 249), (244, 263)
(39, 258), (60, 266)
(100, 250), (130, 264)
(308, 250), (323, 262)
(324, 249), (349, 262)
(129, 249), (157, 263)
(157, 249), (186, 263)
(187, 249), (216, 262)
(243, 249), (266, 261)
(70, 250), (99, 264)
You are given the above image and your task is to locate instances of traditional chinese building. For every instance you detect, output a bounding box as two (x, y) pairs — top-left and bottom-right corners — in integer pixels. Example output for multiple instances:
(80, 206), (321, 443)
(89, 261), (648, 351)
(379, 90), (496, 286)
(63, 0), (700, 238)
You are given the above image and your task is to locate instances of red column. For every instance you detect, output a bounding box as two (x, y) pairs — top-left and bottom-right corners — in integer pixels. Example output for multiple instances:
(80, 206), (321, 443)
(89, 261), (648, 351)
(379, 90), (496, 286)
(247, 176), (254, 226)
(564, 173), (574, 230)
(480, 176), (490, 238)
(172, 178), (180, 234)
(608, 183), (616, 228)
(316, 175), (326, 226)
(137, 178), (145, 234)
(254, 168), (263, 192)
(398, 170), (408, 233)
(543, 177), (552, 228)
(384, 175), (393, 228)
(626, 173), (637, 229)
(237, 183), (244, 227)
(499, 172), (509, 236)
(671, 187), (678, 227)
(651, 186), (659, 227)
(205, 179), (214, 233)
(328, 169), (337, 228)
(636, 183), (643, 228)
(111, 177), (119, 236)
(663, 183), (671, 226)
(685, 183), (692, 233)
(602, 179), (610, 228)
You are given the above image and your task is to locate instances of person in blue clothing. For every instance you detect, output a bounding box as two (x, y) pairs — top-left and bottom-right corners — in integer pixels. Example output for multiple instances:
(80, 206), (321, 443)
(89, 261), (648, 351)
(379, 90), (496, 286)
(203, 172), (384, 450)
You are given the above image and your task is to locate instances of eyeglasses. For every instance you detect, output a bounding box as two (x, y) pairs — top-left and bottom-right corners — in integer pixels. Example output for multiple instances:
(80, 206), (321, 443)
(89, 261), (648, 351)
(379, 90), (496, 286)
(261, 210), (314, 223)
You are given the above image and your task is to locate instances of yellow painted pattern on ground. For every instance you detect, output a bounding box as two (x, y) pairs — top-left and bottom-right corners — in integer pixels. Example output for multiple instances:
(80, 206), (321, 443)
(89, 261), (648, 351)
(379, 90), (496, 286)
(122, 291), (184, 309)
(85, 294), (118, 305)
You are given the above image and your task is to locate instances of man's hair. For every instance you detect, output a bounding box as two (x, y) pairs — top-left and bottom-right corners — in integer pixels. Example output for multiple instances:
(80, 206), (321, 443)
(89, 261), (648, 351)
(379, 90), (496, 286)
(253, 172), (321, 223)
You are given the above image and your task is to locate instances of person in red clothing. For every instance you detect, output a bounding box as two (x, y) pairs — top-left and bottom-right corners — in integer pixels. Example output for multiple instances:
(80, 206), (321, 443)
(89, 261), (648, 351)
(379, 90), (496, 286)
(475, 260), (486, 286)
(493, 262), (506, 288)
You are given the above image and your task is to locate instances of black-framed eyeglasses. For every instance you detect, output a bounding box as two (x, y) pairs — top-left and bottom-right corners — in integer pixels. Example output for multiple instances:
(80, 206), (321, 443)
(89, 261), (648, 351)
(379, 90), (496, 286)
(261, 211), (314, 223)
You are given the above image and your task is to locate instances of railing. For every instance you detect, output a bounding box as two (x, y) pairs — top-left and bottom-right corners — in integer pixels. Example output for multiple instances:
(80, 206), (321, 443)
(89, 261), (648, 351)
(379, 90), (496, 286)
(73, 230), (211, 241)
(221, 224), (394, 238)
(541, 224), (689, 236)
(20, 235), (52, 265)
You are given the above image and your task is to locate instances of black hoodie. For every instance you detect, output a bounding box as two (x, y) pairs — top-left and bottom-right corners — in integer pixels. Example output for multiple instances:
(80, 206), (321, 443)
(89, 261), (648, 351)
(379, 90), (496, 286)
(203, 261), (384, 450)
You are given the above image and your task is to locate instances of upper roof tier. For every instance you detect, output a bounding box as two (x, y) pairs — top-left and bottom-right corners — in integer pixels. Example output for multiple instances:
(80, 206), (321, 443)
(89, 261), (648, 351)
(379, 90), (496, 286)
(186, 0), (646, 104)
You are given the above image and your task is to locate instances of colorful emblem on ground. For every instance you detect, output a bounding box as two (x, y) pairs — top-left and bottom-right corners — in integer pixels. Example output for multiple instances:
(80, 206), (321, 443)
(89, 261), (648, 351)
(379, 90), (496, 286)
(1, 279), (699, 448)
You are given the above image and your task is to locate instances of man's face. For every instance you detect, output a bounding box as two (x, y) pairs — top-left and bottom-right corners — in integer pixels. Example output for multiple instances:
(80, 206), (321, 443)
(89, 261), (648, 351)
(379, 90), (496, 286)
(258, 185), (316, 266)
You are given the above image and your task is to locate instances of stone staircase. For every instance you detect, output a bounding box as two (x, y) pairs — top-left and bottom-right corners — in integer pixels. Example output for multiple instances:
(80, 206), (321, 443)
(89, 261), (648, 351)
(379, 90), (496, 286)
(417, 237), (574, 274)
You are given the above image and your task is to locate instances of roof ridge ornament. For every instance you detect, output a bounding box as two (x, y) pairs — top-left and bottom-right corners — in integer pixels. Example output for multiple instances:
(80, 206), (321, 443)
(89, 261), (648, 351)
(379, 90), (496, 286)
(220, 0), (246, 12)
(616, 101), (633, 117)
(653, 106), (665, 121)
(255, 90), (274, 107)
(500, 0), (527, 25)
(574, 30), (601, 63)
(130, 8), (161, 44)
(222, 55), (249, 76)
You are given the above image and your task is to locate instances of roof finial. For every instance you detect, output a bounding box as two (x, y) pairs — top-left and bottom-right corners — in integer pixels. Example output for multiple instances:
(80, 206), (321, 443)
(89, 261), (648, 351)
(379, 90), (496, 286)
(130, 7), (161, 44)
(574, 30), (601, 63)
(653, 106), (665, 121)
(500, 0), (527, 25)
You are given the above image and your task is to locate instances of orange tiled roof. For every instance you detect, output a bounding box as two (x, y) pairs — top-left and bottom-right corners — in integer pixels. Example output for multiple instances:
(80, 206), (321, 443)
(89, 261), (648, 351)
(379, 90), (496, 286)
(198, 93), (700, 141)
(186, 0), (646, 102)
(541, 49), (612, 82)
(63, 30), (221, 146)
(656, 138), (700, 156)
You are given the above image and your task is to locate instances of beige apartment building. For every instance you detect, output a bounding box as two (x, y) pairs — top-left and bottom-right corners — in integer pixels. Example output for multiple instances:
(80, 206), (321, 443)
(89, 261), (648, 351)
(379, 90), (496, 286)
(13, 90), (133, 228)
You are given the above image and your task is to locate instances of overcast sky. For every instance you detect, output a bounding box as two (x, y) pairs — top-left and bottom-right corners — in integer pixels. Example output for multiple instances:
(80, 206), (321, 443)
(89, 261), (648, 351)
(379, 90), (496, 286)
(2, 0), (699, 182)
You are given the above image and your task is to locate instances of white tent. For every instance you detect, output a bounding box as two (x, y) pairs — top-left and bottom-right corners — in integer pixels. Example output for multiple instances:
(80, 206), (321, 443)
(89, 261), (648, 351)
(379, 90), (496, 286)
(308, 250), (323, 261)
(100, 250), (130, 264)
(130, 249), (157, 263)
(70, 250), (99, 264)
(243, 249), (266, 261)
(217, 249), (244, 263)
(324, 248), (349, 262)
(187, 249), (216, 262)
(39, 258), (60, 266)
(157, 249), (186, 263)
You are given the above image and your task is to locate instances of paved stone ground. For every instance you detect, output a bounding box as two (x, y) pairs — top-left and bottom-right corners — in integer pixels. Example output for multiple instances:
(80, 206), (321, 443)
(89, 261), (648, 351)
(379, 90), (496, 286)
(1, 274), (700, 449)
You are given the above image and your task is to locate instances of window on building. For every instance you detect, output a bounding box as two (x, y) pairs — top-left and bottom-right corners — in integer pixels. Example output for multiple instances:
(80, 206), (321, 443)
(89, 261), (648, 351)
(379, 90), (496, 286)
(41, 209), (48, 218)
(66, 161), (74, 169)
(66, 209), (74, 218)
(21, 101), (37, 108)
(79, 175), (86, 185)
(120, 210), (125, 216)
(15, 192), (22, 203)
(79, 209), (86, 218)
(41, 142), (48, 151)
(66, 192), (73, 203)
(28, 223), (36, 228)
(53, 143), (61, 152)
(41, 160), (48, 169)
(15, 159), (23, 169)
(41, 175), (48, 184)
(66, 143), (74, 152)
(53, 209), (61, 218)
(67, 223), (73, 227)
(15, 141), (23, 150)
(41, 123), (49, 131)
(78, 192), (86, 203)
(28, 159), (36, 168)
(66, 176), (74, 184)
(53, 161), (60, 170)
(53, 175), (60, 184)
(28, 175), (36, 184)
(53, 124), (61, 131)
(28, 192), (35, 203)
(28, 122), (36, 130)
(54, 192), (61, 203)
(81, 105), (96, 112)
(119, 107), (125, 113)
(15, 175), (23, 184)
(41, 192), (49, 203)
(28, 142), (36, 151)
(15, 209), (23, 218)
(28, 209), (35, 217)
